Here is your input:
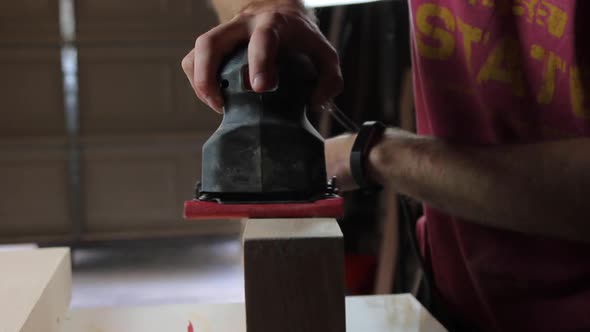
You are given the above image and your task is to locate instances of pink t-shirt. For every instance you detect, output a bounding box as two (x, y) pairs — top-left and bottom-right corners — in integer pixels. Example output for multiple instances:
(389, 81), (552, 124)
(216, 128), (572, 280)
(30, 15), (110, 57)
(410, 0), (590, 331)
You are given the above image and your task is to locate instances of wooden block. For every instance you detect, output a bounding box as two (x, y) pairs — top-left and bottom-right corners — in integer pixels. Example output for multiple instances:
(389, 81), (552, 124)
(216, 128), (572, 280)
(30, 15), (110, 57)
(0, 248), (72, 332)
(242, 218), (345, 332)
(61, 294), (448, 332)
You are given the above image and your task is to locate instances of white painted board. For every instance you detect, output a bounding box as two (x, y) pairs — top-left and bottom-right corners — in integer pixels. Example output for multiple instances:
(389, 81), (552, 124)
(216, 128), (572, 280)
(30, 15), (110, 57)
(0, 248), (72, 332)
(61, 294), (446, 332)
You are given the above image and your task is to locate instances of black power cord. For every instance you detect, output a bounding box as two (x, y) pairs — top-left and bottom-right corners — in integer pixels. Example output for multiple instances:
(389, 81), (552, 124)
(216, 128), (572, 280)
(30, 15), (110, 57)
(398, 195), (433, 308)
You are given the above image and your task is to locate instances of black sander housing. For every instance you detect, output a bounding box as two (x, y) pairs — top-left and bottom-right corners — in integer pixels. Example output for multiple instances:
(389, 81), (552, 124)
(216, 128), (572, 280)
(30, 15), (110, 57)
(196, 48), (336, 204)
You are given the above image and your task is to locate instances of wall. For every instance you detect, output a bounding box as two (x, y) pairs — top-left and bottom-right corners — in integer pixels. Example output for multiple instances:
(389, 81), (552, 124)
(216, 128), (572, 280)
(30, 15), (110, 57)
(0, 1), (239, 243)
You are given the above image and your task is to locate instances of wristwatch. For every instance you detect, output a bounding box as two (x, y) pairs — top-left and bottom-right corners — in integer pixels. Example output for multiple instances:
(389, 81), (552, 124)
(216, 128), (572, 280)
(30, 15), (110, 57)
(350, 121), (387, 189)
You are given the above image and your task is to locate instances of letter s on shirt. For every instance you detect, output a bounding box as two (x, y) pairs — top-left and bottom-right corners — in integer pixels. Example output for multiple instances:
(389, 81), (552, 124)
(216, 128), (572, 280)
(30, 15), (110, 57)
(416, 3), (456, 60)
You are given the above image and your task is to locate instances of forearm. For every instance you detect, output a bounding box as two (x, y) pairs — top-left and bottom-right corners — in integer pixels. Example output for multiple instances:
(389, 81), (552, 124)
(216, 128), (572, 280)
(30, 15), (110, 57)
(370, 130), (590, 242)
(210, 0), (305, 22)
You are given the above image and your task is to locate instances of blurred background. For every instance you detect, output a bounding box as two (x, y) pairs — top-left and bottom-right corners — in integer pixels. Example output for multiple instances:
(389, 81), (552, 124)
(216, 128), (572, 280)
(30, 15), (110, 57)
(0, 0), (420, 309)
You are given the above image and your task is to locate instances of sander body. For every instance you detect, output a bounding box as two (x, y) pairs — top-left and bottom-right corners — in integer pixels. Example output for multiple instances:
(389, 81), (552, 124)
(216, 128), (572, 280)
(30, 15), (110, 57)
(184, 49), (344, 220)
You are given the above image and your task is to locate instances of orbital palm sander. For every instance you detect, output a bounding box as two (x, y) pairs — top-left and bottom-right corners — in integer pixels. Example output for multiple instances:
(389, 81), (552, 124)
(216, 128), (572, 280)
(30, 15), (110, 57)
(183, 49), (344, 220)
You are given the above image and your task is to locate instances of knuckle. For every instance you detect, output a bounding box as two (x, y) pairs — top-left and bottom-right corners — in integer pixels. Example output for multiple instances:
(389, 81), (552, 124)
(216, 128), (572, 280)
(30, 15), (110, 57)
(253, 12), (287, 39)
(322, 71), (344, 96)
(256, 26), (280, 42)
(332, 75), (344, 94)
(194, 33), (214, 50)
(325, 46), (340, 64)
(290, 14), (308, 28)
(331, 69), (344, 85)
(234, 12), (255, 24)
(267, 11), (288, 26)
(232, 12), (247, 22)
(180, 54), (192, 71)
(294, 13), (318, 31)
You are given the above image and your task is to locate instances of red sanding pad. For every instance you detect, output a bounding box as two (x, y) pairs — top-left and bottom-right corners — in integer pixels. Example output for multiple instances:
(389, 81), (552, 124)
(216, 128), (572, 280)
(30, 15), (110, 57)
(183, 197), (344, 220)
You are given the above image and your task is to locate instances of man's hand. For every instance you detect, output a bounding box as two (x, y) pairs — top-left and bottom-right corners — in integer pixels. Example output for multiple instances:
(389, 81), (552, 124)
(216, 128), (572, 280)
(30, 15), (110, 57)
(325, 128), (417, 192)
(181, 2), (343, 112)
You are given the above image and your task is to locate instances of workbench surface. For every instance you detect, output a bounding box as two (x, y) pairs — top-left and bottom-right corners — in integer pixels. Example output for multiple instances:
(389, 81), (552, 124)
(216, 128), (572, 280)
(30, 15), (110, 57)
(61, 294), (447, 332)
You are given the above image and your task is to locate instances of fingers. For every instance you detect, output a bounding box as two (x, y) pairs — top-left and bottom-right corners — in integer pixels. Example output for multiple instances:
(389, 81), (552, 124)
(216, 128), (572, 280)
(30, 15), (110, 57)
(182, 8), (343, 113)
(250, 12), (343, 104)
(183, 48), (225, 113)
(288, 24), (343, 106)
(247, 12), (286, 92)
(192, 17), (250, 112)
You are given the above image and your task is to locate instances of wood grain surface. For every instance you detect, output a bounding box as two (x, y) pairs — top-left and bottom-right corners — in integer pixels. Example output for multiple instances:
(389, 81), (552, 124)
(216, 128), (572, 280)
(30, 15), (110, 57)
(242, 218), (346, 332)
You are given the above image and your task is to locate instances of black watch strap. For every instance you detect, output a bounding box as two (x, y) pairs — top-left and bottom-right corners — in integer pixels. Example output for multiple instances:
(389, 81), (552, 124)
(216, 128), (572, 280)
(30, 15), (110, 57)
(350, 121), (386, 189)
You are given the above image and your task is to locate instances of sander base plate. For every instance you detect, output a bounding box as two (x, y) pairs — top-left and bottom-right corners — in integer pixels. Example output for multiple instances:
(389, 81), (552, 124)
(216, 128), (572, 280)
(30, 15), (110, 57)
(183, 197), (344, 220)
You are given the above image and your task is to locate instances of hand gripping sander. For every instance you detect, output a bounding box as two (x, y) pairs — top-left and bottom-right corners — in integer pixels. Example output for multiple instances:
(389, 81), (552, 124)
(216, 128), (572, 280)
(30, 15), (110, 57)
(183, 49), (344, 220)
